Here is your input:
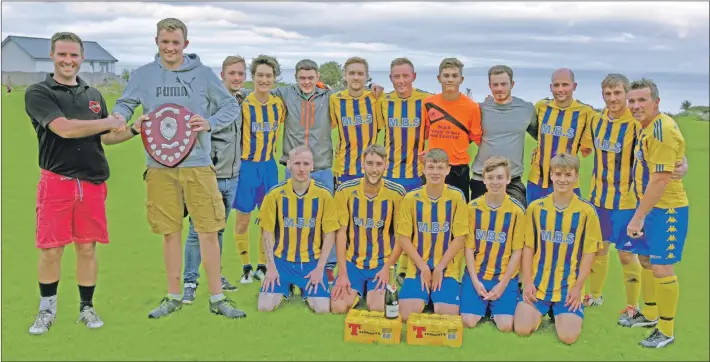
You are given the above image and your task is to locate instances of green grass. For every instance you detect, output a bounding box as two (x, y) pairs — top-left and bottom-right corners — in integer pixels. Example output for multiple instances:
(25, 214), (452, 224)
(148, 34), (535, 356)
(2, 89), (709, 361)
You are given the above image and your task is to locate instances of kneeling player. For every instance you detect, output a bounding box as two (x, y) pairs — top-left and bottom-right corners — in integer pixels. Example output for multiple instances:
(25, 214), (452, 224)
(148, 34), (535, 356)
(461, 157), (525, 332)
(330, 145), (406, 313)
(514, 153), (601, 345)
(396, 149), (469, 322)
(257, 146), (340, 313)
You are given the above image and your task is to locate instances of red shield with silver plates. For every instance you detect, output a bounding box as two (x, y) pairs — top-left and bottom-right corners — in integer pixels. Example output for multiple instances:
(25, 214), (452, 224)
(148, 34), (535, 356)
(141, 103), (197, 168)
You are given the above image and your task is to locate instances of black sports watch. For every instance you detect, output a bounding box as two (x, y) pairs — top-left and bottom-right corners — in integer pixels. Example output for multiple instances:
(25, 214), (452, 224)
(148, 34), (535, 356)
(130, 123), (140, 136)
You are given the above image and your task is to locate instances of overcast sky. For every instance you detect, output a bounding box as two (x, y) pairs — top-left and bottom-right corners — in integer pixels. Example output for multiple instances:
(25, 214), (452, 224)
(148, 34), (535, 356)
(2, 1), (709, 74)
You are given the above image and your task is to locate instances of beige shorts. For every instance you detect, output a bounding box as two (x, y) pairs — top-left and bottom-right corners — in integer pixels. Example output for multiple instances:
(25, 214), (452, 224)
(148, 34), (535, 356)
(145, 166), (226, 235)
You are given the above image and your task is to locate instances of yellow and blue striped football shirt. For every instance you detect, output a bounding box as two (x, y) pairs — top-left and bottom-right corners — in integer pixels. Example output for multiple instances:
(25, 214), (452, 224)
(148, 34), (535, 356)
(583, 108), (642, 210)
(335, 178), (406, 270)
(466, 194), (526, 283)
(330, 89), (382, 177)
(241, 92), (286, 162)
(528, 99), (596, 188)
(525, 194), (601, 302)
(259, 179), (340, 263)
(632, 113), (688, 209)
(380, 89), (431, 179)
(396, 185), (469, 282)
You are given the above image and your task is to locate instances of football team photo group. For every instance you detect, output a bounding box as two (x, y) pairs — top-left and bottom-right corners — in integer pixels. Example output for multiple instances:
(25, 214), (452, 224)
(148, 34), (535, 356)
(19, 14), (698, 357)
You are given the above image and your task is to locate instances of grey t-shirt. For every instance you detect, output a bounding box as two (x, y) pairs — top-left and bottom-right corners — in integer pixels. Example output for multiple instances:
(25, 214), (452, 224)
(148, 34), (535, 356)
(471, 96), (538, 180)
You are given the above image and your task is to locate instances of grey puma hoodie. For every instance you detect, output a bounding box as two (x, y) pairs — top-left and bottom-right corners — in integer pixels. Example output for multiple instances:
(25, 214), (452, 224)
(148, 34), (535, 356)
(113, 53), (240, 168)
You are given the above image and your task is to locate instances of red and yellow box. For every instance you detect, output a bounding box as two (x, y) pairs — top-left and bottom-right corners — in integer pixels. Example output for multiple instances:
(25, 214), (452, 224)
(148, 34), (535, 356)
(406, 313), (464, 348)
(343, 309), (403, 345)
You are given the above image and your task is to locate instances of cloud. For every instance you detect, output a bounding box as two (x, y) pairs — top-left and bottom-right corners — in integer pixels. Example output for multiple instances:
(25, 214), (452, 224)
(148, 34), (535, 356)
(1, 1), (707, 75)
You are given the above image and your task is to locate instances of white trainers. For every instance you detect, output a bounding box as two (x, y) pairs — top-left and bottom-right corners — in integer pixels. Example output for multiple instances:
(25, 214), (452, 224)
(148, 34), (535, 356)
(78, 306), (104, 329)
(240, 270), (254, 284)
(583, 294), (604, 307)
(29, 310), (55, 335)
(253, 268), (266, 281)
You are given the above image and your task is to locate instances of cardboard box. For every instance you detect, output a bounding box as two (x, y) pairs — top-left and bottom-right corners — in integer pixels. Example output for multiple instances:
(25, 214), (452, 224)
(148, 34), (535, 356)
(406, 313), (463, 348)
(344, 309), (403, 345)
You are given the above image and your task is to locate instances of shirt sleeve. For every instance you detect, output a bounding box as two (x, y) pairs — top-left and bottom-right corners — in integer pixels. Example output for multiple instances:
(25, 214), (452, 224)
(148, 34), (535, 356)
(321, 193), (341, 233)
(525, 206), (536, 249)
(452, 193), (470, 238)
(511, 210), (526, 251)
(526, 105), (539, 140)
(396, 196), (414, 237)
(334, 188), (350, 227)
(465, 205), (476, 250)
(580, 113), (596, 151)
(258, 191), (278, 233)
(583, 208), (602, 254)
(468, 102), (483, 146)
(647, 121), (679, 173)
(25, 86), (65, 128)
(329, 94), (338, 130)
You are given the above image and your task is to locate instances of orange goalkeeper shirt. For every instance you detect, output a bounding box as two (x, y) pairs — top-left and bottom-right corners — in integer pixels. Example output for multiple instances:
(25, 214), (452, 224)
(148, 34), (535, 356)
(423, 93), (482, 166)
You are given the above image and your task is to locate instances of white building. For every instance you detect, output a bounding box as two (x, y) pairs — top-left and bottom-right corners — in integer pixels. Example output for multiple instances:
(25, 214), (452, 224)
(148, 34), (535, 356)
(1, 35), (118, 74)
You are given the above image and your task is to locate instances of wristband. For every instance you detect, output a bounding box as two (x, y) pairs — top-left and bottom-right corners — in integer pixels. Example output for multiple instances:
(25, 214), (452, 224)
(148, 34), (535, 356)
(130, 124), (140, 136)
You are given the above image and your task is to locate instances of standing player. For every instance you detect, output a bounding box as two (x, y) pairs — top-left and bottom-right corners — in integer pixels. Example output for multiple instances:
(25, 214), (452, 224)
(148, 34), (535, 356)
(232, 55), (285, 286)
(379, 57), (431, 282)
(461, 157), (525, 332)
(514, 153), (601, 345)
(423, 58), (482, 202)
(257, 146), (339, 314)
(396, 149), (469, 322)
(25, 32), (131, 335)
(330, 145), (406, 313)
(112, 18), (245, 319)
(181, 55), (245, 303)
(526, 68), (596, 205)
(330, 56), (382, 186)
(470, 65), (537, 206)
(627, 79), (688, 348)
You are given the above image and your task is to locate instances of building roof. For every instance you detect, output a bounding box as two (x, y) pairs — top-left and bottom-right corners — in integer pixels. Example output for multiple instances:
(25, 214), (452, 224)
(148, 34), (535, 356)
(1, 35), (118, 62)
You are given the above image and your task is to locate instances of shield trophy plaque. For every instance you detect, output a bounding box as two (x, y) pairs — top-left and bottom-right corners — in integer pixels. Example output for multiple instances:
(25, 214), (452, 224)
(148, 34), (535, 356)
(141, 103), (198, 168)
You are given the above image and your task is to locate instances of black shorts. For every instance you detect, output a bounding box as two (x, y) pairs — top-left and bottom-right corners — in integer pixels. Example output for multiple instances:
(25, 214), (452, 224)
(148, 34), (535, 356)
(469, 175), (527, 207)
(446, 164), (471, 202)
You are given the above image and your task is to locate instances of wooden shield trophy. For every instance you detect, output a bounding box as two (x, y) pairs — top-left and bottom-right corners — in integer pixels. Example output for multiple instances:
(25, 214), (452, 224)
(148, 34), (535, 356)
(141, 103), (198, 168)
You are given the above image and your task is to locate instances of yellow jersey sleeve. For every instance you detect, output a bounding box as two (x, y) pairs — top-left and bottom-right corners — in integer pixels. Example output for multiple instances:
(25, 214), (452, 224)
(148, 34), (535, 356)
(465, 205), (476, 250)
(583, 207), (603, 254)
(396, 196), (414, 237)
(329, 93), (338, 129)
(322, 193), (341, 234)
(258, 190), (277, 233)
(647, 121), (679, 173)
(524, 206), (536, 249)
(334, 188), (350, 228)
(512, 210), (526, 251)
(580, 113), (597, 150)
(452, 193), (470, 238)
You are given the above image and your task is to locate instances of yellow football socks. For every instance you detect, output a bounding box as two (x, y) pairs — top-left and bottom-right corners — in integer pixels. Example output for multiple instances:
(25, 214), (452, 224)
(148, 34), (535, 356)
(621, 260), (642, 307)
(235, 232), (250, 266)
(589, 252), (609, 299)
(640, 268), (658, 320)
(656, 275), (679, 337)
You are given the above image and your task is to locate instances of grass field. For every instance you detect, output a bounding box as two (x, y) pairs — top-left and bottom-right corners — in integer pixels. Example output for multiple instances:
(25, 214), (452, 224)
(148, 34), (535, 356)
(2, 88), (708, 361)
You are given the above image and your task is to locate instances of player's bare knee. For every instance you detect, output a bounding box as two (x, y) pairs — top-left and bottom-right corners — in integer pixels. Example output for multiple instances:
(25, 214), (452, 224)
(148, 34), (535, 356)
(638, 256), (652, 269)
(495, 318), (514, 333)
(651, 264), (674, 278)
(557, 331), (580, 345)
(234, 215), (250, 234)
(462, 314), (481, 328)
(366, 295), (384, 312)
(40, 247), (65, 262)
(330, 299), (350, 314)
(74, 243), (96, 259)
(618, 251), (635, 265)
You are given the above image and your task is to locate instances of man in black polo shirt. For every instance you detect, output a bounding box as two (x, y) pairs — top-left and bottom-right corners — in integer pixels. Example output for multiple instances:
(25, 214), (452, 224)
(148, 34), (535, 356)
(24, 32), (141, 336)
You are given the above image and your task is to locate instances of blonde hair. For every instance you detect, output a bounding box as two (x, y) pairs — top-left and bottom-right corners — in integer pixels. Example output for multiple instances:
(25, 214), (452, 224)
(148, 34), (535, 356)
(390, 57), (415, 72)
(488, 65), (513, 82)
(250, 54), (281, 77)
(550, 153), (580, 173)
(344, 56), (369, 74)
(289, 145), (312, 159)
(222, 56), (246, 71)
(482, 156), (510, 177)
(601, 73), (630, 92)
(439, 58), (463, 75)
(156, 18), (188, 40)
(423, 148), (449, 166)
(50, 32), (84, 55)
(362, 144), (387, 161)
(629, 78), (659, 100)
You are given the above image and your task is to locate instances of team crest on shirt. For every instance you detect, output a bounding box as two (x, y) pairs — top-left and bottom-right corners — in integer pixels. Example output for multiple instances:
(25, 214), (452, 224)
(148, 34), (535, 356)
(89, 101), (101, 114)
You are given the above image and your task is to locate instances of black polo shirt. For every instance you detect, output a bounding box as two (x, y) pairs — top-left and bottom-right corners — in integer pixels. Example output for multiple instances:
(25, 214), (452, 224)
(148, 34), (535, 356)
(25, 74), (110, 182)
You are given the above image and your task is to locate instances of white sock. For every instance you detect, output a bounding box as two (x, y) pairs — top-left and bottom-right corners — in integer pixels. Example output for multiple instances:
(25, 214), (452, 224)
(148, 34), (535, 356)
(39, 296), (57, 314)
(168, 293), (181, 301)
(210, 293), (225, 303)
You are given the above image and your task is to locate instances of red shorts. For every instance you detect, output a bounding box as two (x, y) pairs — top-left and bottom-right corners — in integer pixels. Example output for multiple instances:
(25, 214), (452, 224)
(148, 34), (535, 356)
(36, 170), (109, 249)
